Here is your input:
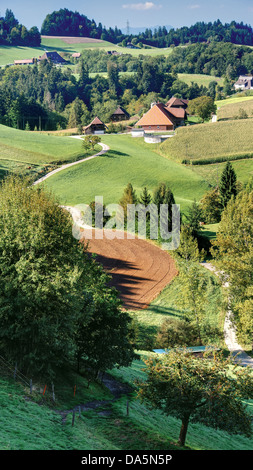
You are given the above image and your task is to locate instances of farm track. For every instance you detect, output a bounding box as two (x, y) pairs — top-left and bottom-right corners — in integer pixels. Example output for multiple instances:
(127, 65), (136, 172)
(55, 372), (133, 424)
(202, 263), (253, 368)
(33, 140), (109, 186)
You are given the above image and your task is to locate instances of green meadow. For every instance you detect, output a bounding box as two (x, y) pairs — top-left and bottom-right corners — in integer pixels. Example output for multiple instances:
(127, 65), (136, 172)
(178, 73), (224, 88)
(41, 134), (210, 213)
(0, 37), (174, 66)
(0, 125), (87, 165)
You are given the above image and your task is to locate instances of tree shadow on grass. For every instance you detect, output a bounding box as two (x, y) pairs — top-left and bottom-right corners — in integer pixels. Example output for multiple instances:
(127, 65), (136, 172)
(102, 150), (130, 158)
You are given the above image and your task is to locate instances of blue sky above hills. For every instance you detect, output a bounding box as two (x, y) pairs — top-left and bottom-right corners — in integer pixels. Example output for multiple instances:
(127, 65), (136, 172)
(1, 1), (253, 31)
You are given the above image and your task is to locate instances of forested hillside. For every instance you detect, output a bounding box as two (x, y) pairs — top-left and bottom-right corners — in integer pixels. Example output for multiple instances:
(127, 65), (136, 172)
(0, 9), (40, 46)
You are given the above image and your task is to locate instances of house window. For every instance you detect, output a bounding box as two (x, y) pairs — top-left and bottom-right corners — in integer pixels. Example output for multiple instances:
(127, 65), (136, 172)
(157, 126), (160, 129)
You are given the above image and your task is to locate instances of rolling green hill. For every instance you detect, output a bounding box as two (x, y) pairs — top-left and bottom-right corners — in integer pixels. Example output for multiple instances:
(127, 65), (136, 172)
(0, 125), (87, 164)
(1, 348), (253, 451)
(0, 125), (95, 181)
(0, 36), (173, 67)
(40, 134), (210, 213)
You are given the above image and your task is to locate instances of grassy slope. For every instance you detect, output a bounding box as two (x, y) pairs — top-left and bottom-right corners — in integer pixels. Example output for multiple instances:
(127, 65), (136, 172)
(1, 352), (253, 451)
(41, 134), (209, 213)
(217, 97), (253, 121)
(178, 73), (224, 88)
(160, 119), (253, 163)
(0, 125), (86, 164)
(0, 37), (173, 66)
(127, 264), (225, 351)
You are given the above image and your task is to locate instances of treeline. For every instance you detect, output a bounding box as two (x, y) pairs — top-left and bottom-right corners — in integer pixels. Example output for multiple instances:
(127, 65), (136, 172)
(166, 41), (253, 78)
(135, 20), (253, 48)
(0, 9), (40, 47)
(41, 8), (125, 44)
(0, 55), (211, 131)
(40, 10), (253, 49)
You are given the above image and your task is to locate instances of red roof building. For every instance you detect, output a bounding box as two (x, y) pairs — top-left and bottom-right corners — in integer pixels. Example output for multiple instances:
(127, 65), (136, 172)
(136, 98), (188, 131)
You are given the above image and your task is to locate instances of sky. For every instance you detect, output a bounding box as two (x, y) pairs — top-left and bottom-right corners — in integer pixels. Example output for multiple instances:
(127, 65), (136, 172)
(1, 0), (253, 31)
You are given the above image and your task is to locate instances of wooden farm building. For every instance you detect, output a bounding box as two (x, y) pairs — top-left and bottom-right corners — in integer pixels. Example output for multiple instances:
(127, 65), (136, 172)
(135, 98), (188, 131)
(110, 106), (130, 122)
(234, 75), (253, 90)
(165, 97), (189, 109)
(38, 51), (67, 64)
(84, 116), (107, 134)
(14, 58), (36, 65)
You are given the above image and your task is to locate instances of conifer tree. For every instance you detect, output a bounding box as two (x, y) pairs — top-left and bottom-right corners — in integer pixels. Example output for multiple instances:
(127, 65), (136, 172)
(139, 186), (152, 207)
(219, 161), (237, 208)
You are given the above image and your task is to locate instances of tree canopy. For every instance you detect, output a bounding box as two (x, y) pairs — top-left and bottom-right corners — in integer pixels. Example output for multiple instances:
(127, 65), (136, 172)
(0, 176), (135, 378)
(137, 349), (253, 446)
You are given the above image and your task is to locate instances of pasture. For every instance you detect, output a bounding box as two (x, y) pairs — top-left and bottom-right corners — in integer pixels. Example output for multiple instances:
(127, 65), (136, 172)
(41, 134), (210, 213)
(0, 36), (174, 66)
(178, 73), (224, 88)
(0, 125), (88, 165)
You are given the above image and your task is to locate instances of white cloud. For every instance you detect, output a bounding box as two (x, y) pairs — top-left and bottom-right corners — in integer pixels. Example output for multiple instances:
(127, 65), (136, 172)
(188, 4), (201, 9)
(122, 2), (162, 11)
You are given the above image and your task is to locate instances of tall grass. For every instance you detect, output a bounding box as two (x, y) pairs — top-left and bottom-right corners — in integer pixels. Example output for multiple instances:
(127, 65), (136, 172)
(160, 119), (253, 164)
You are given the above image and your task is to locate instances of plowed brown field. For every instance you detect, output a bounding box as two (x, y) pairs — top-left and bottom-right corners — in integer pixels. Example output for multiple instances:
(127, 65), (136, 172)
(82, 229), (177, 310)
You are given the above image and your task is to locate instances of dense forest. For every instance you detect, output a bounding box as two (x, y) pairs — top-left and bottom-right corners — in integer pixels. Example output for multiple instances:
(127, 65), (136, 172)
(40, 9), (253, 49)
(0, 9), (40, 46)
(0, 54), (213, 131)
(137, 20), (253, 48)
(41, 8), (125, 44)
(165, 42), (253, 78)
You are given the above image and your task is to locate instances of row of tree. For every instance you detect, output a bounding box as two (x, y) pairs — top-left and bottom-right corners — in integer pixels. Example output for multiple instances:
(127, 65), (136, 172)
(35, 8), (253, 49)
(135, 20), (253, 48)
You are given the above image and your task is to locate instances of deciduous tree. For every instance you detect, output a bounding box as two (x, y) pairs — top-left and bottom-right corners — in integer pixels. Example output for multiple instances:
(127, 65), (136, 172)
(137, 350), (253, 447)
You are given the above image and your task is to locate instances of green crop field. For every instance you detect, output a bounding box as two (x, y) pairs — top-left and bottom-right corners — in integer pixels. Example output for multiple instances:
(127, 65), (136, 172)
(41, 134), (210, 213)
(160, 119), (253, 164)
(216, 94), (253, 108)
(217, 97), (253, 121)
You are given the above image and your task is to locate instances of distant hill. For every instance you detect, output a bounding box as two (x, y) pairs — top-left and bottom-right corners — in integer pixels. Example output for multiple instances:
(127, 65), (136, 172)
(121, 25), (173, 35)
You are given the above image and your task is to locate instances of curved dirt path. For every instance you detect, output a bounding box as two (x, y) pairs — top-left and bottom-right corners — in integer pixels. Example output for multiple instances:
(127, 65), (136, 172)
(202, 262), (253, 368)
(33, 140), (109, 186)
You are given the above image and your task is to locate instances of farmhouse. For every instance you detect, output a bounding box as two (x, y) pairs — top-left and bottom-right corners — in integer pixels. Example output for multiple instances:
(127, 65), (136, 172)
(72, 52), (81, 58)
(38, 51), (67, 64)
(84, 116), (107, 134)
(110, 106), (130, 122)
(135, 99), (188, 131)
(166, 97), (189, 109)
(234, 75), (253, 90)
(14, 58), (36, 65)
